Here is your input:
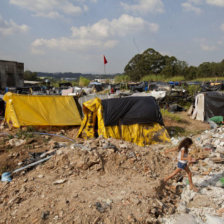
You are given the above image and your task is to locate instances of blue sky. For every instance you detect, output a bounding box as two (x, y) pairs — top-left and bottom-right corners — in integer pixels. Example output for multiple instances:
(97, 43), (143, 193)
(0, 0), (224, 74)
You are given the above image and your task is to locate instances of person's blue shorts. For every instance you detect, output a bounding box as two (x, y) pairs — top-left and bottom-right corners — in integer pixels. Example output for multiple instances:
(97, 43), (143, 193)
(177, 162), (187, 169)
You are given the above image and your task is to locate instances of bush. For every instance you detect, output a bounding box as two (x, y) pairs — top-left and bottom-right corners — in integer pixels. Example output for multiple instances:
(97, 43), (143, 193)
(79, 77), (90, 87)
(141, 75), (184, 82)
(186, 85), (201, 97)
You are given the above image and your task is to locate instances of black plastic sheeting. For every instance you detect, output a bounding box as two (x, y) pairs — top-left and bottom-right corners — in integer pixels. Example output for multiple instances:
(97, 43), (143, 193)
(201, 83), (223, 92)
(204, 91), (224, 120)
(101, 96), (164, 126)
(0, 99), (5, 116)
(129, 82), (148, 92)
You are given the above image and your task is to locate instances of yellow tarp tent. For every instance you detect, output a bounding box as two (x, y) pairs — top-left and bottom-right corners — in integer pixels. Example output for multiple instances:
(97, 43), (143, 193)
(3, 92), (81, 128)
(77, 98), (170, 146)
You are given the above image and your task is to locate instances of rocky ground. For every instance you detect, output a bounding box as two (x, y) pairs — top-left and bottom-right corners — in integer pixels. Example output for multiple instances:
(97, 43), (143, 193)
(0, 115), (223, 224)
(164, 126), (224, 224)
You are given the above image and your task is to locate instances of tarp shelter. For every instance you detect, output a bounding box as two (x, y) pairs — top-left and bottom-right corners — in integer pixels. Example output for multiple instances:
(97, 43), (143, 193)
(130, 81), (148, 92)
(3, 92), (81, 128)
(0, 98), (5, 116)
(201, 82), (223, 92)
(77, 97), (170, 146)
(190, 91), (224, 121)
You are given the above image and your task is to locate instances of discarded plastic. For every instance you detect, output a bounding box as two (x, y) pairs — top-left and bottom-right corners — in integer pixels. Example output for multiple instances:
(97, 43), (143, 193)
(1, 156), (52, 182)
(1, 172), (12, 182)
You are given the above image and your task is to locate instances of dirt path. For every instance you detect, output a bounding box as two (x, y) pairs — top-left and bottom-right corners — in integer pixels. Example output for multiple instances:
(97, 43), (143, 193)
(164, 111), (210, 136)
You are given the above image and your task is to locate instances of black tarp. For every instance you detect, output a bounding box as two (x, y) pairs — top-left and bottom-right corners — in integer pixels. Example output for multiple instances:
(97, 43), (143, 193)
(0, 99), (5, 116)
(130, 82), (147, 92)
(201, 83), (223, 92)
(101, 96), (164, 126)
(204, 91), (224, 120)
(168, 104), (185, 113)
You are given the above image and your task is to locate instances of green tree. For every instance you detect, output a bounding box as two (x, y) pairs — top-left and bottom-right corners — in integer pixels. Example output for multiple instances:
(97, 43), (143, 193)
(185, 66), (198, 80)
(197, 62), (212, 77)
(79, 76), (90, 87)
(24, 70), (38, 81)
(124, 48), (188, 81)
(114, 74), (130, 83)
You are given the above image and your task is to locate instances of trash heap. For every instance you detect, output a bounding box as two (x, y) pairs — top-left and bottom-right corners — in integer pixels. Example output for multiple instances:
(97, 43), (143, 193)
(163, 126), (224, 224)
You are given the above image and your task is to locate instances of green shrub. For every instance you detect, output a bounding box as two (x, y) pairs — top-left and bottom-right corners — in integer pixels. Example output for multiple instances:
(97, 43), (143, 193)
(186, 85), (201, 97)
(79, 77), (90, 87)
(141, 75), (184, 82)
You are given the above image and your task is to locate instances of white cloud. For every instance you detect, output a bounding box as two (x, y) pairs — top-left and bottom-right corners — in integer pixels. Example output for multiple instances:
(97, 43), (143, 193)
(183, 0), (224, 13)
(31, 14), (158, 54)
(200, 43), (216, 51)
(220, 23), (224, 31)
(0, 15), (28, 36)
(34, 11), (61, 19)
(188, 0), (202, 4)
(121, 0), (164, 14)
(206, 0), (224, 7)
(148, 23), (159, 33)
(71, 14), (158, 39)
(182, 2), (202, 14)
(31, 37), (118, 54)
(9, 0), (85, 18)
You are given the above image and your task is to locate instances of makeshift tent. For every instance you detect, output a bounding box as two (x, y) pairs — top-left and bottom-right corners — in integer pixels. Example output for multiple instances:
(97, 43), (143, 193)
(0, 98), (5, 116)
(130, 81), (148, 92)
(3, 92), (81, 128)
(190, 91), (224, 121)
(201, 82), (223, 92)
(77, 97), (170, 146)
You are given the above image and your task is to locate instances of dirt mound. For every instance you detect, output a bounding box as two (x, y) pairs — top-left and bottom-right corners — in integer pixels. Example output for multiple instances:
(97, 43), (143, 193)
(0, 136), (182, 223)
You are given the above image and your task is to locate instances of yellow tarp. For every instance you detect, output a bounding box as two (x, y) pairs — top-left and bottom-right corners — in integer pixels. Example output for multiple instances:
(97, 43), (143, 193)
(77, 98), (170, 146)
(3, 92), (81, 128)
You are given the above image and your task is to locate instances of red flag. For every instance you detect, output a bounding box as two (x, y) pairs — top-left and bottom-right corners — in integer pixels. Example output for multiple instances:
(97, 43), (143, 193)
(103, 55), (108, 64)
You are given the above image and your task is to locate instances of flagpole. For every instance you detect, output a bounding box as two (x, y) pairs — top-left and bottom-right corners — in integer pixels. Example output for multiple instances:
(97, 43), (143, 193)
(103, 55), (107, 75)
(104, 64), (106, 75)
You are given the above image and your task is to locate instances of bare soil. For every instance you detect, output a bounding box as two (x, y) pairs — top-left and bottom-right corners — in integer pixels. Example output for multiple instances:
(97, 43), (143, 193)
(164, 111), (210, 137)
(0, 112), (211, 223)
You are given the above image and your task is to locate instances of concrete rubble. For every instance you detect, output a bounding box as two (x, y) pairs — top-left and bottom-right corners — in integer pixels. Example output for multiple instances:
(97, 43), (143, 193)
(0, 126), (223, 223)
(163, 126), (224, 224)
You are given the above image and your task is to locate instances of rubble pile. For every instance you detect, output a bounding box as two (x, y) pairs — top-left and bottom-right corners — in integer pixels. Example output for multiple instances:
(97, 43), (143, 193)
(0, 126), (223, 223)
(0, 135), (182, 224)
(163, 127), (224, 224)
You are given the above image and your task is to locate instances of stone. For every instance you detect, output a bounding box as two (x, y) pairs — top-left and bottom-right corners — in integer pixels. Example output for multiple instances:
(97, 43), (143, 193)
(119, 143), (128, 149)
(105, 199), (113, 206)
(95, 202), (105, 213)
(216, 181), (223, 188)
(217, 208), (224, 216)
(174, 214), (197, 224)
(59, 210), (64, 217)
(53, 179), (66, 185)
(41, 211), (50, 220)
(9, 138), (26, 147)
(205, 214), (224, 224)
(188, 194), (214, 208)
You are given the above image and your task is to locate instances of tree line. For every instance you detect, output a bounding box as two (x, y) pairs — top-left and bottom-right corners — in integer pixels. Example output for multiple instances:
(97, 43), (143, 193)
(123, 48), (224, 81)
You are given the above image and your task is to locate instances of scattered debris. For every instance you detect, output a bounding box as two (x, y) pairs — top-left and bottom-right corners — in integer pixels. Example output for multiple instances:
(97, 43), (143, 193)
(0, 118), (223, 223)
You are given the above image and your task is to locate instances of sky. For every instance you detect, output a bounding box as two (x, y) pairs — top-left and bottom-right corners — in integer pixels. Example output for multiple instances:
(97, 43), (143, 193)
(0, 0), (224, 74)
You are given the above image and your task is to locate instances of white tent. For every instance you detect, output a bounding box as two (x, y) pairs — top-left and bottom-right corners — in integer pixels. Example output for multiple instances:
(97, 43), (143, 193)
(189, 92), (224, 121)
